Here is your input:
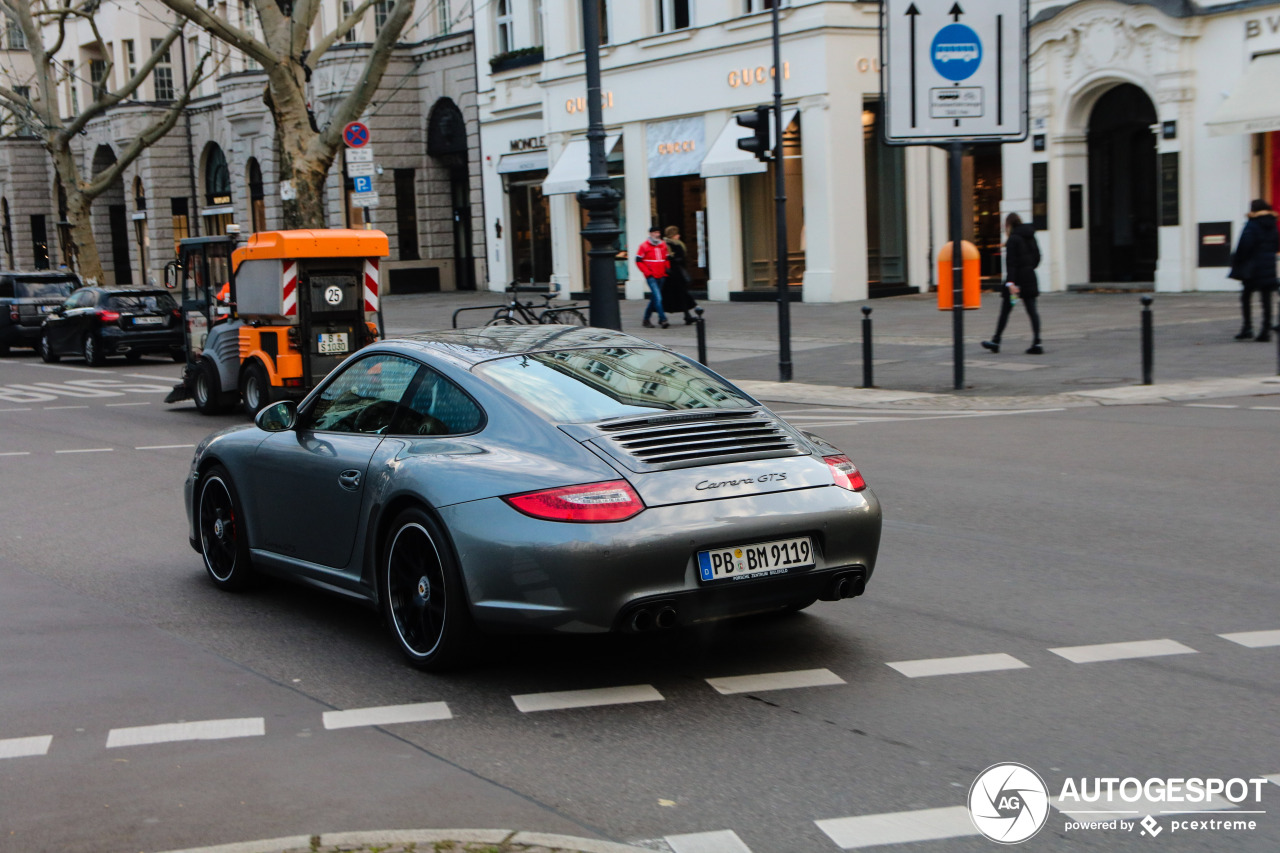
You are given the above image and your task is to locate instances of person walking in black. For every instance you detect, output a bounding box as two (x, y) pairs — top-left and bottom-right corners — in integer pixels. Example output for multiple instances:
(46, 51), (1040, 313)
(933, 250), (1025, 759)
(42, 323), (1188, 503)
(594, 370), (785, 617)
(1229, 199), (1278, 343)
(982, 212), (1043, 355)
(662, 225), (698, 324)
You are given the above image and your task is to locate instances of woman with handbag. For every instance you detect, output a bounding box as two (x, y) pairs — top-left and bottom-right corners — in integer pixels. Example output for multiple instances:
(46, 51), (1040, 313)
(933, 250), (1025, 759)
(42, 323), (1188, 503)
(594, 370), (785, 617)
(662, 225), (698, 325)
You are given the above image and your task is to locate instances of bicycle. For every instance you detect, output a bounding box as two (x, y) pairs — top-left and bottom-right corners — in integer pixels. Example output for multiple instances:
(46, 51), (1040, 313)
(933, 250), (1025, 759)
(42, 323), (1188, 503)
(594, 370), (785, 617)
(485, 282), (587, 327)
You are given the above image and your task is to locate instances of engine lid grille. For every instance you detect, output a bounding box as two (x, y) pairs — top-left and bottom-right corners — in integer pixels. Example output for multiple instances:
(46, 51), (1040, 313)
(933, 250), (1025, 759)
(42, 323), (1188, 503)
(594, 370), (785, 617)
(594, 410), (806, 471)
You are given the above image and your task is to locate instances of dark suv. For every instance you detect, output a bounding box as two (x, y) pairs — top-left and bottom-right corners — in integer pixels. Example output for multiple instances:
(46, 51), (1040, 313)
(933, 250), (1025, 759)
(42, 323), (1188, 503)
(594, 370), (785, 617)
(0, 271), (80, 356)
(40, 286), (184, 365)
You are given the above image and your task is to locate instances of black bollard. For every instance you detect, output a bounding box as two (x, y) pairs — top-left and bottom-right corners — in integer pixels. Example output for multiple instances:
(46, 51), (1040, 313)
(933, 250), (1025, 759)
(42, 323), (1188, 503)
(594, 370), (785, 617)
(861, 306), (874, 389)
(695, 307), (707, 366)
(1141, 295), (1154, 386)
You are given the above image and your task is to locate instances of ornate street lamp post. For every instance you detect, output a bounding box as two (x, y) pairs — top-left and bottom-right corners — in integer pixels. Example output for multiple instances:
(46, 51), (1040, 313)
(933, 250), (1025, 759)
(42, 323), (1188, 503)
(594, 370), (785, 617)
(576, 0), (623, 330)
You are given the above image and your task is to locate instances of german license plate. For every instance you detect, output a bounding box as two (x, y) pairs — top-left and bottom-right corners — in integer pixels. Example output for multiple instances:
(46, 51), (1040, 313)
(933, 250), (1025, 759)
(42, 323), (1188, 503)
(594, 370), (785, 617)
(133, 316), (163, 325)
(697, 536), (814, 583)
(318, 333), (349, 355)
(39, 305), (54, 313)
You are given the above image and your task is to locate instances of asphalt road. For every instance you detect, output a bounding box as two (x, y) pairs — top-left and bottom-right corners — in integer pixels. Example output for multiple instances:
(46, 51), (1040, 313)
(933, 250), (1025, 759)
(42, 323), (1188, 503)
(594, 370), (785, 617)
(1, 349), (1278, 853)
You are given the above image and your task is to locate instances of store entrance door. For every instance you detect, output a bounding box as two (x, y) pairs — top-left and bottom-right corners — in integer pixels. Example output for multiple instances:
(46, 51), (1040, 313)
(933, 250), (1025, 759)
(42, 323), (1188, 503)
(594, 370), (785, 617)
(651, 175), (707, 291)
(1087, 84), (1158, 282)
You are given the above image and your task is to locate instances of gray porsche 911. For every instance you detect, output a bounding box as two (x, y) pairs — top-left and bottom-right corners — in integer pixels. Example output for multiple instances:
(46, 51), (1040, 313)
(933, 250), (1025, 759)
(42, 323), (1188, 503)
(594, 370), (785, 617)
(185, 326), (882, 669)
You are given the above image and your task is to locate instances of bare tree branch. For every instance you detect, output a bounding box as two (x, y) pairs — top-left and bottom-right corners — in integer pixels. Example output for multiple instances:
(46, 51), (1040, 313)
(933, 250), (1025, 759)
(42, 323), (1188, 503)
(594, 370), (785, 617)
(154, 0), (279, 68)
(308, 0), (379, 67)
(62, 24), (183, 137)
(315, 0), (412, 153)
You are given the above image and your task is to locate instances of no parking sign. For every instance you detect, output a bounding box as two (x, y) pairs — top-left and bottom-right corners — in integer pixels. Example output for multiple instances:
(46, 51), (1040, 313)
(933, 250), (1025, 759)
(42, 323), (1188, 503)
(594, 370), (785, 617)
(343, 121), (370, 148)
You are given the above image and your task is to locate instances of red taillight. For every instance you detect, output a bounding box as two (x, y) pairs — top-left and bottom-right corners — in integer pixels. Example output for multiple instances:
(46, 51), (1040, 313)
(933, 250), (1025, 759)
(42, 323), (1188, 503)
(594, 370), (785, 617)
(8, 306), (17, 320)
(97, 310), (121, 322)
(824, 455), (867, 491)
(504, 479), (646, 523)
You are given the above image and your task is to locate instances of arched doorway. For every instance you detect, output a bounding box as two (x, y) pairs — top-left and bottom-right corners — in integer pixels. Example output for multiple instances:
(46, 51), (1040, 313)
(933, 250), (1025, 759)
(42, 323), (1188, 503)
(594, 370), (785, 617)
(92, 145), (132, 284)
(1087, 84), (1158, 282)
(428, 98), (475, 291)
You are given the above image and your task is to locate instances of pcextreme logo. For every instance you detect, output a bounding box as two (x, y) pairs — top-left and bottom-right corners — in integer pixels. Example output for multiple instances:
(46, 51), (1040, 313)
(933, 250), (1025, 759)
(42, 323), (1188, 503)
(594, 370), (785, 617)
(968, 763), (1051, 844)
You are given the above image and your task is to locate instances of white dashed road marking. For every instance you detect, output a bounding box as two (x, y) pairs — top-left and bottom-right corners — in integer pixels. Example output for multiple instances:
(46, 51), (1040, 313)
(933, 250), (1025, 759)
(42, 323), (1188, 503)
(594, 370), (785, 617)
(322, 702), (452, 730)
(886, 653), (1029, 678)
(1048, 638), (1197, 664)
(0, 408), (32, 412)
(1185, 403), (1238, 409)
(511, 685), (664, 713)
(106, 401), (152, 407)
(815, 806), (976, 849)
(136, 444), (196, 451)
(705, 668), (845, 695)
(105, 717), (265, 748)
(664, 829), (754, 853)
(1251, 406), (1280, 411)
(43, 405), (88, 410)
(1218, 630), (1280, 648)
(0, 735), (53, 759)
(54, 447), (113, 454)
(0, 451), (30, 457)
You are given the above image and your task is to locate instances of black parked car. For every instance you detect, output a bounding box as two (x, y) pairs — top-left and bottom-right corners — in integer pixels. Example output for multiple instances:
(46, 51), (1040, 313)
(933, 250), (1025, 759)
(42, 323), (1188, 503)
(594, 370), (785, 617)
(40, 287), (184, 365)
(0, 271), (80, 356)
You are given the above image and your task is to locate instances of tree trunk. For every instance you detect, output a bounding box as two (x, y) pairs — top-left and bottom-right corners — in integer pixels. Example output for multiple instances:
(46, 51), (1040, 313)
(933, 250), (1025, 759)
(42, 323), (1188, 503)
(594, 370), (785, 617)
(49, 146), (104, 282)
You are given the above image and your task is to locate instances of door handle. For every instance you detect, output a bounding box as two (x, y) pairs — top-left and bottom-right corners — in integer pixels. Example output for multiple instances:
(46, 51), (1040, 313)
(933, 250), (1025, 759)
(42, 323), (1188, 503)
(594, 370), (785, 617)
(338, 469), (361, 490)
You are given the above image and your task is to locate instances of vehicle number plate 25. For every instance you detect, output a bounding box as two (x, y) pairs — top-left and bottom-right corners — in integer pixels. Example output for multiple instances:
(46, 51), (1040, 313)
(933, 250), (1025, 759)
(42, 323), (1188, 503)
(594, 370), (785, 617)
(317, 332), (349, 354)
(697, 536), (814, 582)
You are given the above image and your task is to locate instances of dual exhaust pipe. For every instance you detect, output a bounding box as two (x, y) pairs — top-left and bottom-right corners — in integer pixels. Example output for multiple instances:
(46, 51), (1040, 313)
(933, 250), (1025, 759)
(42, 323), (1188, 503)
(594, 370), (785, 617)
(629, 603), (679, 632)
(819, 571), (865, 601)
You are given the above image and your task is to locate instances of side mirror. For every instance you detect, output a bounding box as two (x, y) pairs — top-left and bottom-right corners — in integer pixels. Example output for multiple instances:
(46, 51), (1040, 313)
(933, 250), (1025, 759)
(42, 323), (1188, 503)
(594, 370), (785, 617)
(255, 400), (297, 432)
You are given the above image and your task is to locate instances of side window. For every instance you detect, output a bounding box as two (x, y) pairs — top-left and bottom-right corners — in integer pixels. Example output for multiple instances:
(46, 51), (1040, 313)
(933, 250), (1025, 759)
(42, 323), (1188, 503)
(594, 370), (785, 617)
(391, 367), (483, 436)
(307, 354), (420, 434)
(72, 290), (95, 308)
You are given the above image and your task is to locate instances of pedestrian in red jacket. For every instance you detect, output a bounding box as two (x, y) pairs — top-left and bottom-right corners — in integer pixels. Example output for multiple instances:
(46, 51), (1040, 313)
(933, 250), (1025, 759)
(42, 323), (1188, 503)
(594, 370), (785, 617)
(635, 225), (670, 328)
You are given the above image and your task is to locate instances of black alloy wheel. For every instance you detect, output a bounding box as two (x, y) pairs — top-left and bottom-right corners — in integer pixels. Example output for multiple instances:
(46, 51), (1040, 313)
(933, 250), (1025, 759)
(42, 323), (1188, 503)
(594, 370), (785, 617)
(39, 333), (59, 363)
(198, 465), (253, 590)
(381, 508), (475, 670)
(545, 308), (587, 326)
(240, 361), (272, 418)
(192, 359), (224, 415)
(82, 333), (104, 366)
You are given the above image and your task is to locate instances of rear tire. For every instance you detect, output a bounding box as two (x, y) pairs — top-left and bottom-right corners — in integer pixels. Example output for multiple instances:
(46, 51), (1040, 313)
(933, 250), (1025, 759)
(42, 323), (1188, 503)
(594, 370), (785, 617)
(240, 361), (272, 418)
(380, 507), (477, 670)
(83, 334), (104, 366)
(197, 465), (254, 591)
(39, 332), (60, 363)
(544, 308), (587, 326)
(486, 310), (517, 326)
(192, 359), (224, 415)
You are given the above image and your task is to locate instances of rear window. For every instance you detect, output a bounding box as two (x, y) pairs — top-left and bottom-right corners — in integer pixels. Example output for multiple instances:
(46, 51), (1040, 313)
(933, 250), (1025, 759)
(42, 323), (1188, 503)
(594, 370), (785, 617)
(475, 347), (756, 424)
(13, 279), (77, 299)
(105, 292), (177, 311)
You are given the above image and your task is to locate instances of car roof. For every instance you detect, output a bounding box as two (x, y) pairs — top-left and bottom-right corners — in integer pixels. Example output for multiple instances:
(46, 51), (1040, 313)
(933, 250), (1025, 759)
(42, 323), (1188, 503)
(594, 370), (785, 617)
(383, 325), (663, 367)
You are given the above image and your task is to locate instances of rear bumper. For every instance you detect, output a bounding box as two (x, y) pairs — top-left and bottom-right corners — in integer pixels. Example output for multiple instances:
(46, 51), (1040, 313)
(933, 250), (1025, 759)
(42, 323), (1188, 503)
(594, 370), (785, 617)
(100, 326), (183, 354)
(0, 323), (43, 346)
(440, 485), (882, 634)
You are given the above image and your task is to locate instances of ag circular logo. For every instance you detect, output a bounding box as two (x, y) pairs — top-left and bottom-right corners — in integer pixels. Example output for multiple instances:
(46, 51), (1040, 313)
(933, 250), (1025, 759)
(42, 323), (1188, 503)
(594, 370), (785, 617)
(931, 23), (983, 82)
(324, 285), (343, 305)
(968, 763), (1050, 844)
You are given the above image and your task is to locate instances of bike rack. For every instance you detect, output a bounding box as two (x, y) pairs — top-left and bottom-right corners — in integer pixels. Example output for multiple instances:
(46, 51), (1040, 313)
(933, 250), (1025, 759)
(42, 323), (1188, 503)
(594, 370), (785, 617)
(451, 304), (510, 328)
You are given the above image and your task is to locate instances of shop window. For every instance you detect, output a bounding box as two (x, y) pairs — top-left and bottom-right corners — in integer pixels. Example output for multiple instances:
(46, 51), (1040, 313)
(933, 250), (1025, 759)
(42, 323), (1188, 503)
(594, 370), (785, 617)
(741, 116), (804, 290)
(862, 101), (907, 289)
(509, 175), (551, 284)
(248, 158), (266, 232)
(171, 197), (190, 255)
(658, 0), (691, 32)
(394, 169), (420, 261)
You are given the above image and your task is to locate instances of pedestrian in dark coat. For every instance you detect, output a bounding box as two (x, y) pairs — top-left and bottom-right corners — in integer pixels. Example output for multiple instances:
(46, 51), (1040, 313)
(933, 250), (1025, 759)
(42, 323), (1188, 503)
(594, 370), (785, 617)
(1229, 199), (1278, 342)
(982, 212), (1044, 355)
(662, 225), (698, 324)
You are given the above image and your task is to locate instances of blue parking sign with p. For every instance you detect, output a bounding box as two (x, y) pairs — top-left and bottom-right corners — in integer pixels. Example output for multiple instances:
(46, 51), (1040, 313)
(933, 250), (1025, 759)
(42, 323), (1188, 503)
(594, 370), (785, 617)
(353, 175), (373, 193)
(931, 23), (982, 82)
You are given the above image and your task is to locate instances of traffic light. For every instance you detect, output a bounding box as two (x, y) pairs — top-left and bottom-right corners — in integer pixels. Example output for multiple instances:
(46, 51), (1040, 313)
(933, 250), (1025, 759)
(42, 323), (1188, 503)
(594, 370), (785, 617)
(736, 106), (773, 162)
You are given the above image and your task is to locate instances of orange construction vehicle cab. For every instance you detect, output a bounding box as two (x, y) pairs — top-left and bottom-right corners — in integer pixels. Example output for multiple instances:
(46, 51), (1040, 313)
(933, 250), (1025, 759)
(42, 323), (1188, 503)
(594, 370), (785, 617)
(230, 229), (390, 272)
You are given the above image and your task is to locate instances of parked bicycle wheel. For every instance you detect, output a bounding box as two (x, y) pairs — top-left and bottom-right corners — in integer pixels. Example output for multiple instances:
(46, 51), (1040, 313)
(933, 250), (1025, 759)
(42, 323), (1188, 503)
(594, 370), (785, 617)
(540, 308), (587, 326)
(486, 309), (519, 326)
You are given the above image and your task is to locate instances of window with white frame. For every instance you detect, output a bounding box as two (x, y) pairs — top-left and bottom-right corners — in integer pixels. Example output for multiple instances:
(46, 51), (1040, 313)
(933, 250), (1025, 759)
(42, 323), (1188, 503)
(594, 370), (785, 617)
(437, 0), (451, 35)
(374, 0), (392, 33)
(150, 39), (174, 101)
(65, 61), (80, 114)
(579, 0), (609, 47)
(658, 0), (690, 32)
(89, 57), (107, 100)
(495, 0), (513, 54)
(341, 0), (357, 42)
(531, 0), (542, 45)
(123, 40), (137, 80)
(241, 0), (259, 68)
(745, 0), (783, 11)
(6, 17), (25, 50)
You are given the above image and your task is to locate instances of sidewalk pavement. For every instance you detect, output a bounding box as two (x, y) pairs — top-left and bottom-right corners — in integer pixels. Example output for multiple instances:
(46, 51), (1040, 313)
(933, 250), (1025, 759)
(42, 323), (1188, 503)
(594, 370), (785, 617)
(382, 288), (1280, 410)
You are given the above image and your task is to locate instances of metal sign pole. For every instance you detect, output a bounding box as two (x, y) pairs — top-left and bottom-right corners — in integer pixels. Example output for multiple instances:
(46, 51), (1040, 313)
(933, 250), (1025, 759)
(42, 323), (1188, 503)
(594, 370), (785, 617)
(772, 1), (791, 383)
(948, 141), (964, 390)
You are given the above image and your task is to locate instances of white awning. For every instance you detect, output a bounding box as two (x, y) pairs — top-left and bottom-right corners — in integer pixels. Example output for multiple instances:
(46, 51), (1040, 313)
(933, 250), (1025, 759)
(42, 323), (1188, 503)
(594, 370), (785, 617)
(1208, 53), (1280, 136)
(700, 108), (799, 179)
(201, 206), (235, 216)
(497, 151), (548, 174)
(541, 135), (621, 195)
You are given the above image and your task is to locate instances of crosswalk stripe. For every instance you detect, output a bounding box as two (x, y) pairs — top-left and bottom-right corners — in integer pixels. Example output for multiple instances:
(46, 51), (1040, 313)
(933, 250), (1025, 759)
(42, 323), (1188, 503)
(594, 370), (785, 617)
(665, 829), (753, 853)
(1185, 403), (1238, 409)
(1267, 775), (1280, 787)
(322, 702), (452, 730)
(511, 684), (663, 713)
(1218, 630), (1280, 648)
(0, 735), (52, 759)
(706, 668), (845, 695)
(1048, 638), (1197, 664)
(815, 806), (976, 849)
(886, 653), (1028, 678)
(105, 717), (265, 748)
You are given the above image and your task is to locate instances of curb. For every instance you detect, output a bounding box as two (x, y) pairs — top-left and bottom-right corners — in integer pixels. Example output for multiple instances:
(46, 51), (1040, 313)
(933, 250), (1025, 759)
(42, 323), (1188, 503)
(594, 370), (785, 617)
(156, 829), (654, 853)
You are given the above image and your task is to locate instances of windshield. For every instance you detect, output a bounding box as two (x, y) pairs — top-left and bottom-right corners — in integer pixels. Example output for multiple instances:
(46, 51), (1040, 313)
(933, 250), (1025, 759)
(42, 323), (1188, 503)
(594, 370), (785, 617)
(475, 347), (756, 424)
(14, 279), (76, 299)
(106, 292), (178, 312)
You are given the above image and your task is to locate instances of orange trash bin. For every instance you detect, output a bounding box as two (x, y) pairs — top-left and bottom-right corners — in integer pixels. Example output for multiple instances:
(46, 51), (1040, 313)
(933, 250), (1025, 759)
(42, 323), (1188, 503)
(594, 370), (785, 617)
(937, 240), (982, 310)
